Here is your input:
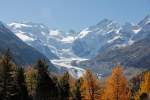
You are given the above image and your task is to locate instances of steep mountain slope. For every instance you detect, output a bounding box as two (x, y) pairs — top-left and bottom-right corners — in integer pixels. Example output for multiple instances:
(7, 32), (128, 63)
(77, 34), (150, 77)
(8, 22), (82, 77)
(0, 21), (56, 71)
(8, 22), (59, 59)
(75, 16), (150, 77)
(72, 19), (141, 58)
(132, 15), (150, 41)
(8, 22), (77, 59)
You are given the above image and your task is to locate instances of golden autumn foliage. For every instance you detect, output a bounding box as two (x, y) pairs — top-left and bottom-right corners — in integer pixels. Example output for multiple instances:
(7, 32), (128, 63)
(81, 69), (102, 100)
(140, 72), (150, 94)
(3, 50), (150, 100)
(104, 65), (131, 100)
(134, 72), (150, 100)
(25, 66), (37, 97)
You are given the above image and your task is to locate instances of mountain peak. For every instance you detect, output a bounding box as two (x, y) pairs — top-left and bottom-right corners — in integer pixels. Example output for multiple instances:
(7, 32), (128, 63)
(0, 21), (11, 31)
(0, 21), (7, 27)
(144, 15), (150, 20)
(0, 21), (3, 25)
(97, 18), (113, 26)
(138, 15), (150, 26)
(8, 21), (48, 29)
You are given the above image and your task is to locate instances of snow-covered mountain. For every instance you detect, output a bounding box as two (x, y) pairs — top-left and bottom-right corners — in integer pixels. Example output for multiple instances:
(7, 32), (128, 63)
(132, 15), (150, 41)
(8, 19), (138, 60)
(0, 21), (57, 72)
(8, 22), (78, 59)
(8, 22), (82, 78)
(74, 15), (150, 78)
(8, 16), (150, 61)
(8, 22), (59, 60)
(7, 15), (150, 78)
(72, 17), (145, 58)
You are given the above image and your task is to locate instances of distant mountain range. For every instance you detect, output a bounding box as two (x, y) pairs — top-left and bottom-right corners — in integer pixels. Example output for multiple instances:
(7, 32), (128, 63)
(0, 21), (57, 72)
(4, 15), (150, 78)
(73, 15), (150, 78)
(8, 22), (77, 59)
(8, 16), (150, 59)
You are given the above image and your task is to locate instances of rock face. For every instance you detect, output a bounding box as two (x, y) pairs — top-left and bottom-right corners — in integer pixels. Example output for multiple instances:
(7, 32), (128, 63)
(8, 16), (150, 60)
(9, 17), (148, 60)
(72, 16), (150, 59)
(75, 16), (150, 77)
(8, 22), (78, 59)
(8, 22), (59, 60)
(72, 19), (122, 58)
(0, 21), (56, 71)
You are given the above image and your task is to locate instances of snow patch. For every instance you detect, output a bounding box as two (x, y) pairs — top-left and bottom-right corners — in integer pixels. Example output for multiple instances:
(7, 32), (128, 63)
(115, 44), (127, 48)
(49, 30), (61, 36)
(78, 28), (91, 38)
(133, 28), (141, 34)
(16, 33), (34, 41)
(107, 35), (121, 43)
(102, 29), (114, 35)
(128, 39), (134, 45)
(8, 23), (32, 28)
(61, 36), (75, 43)
(145, 20), (150, 25)
(41, 31), (46, 35)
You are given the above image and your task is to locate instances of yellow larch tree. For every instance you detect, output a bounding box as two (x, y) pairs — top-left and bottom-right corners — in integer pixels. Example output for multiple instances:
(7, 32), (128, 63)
(104, 65), (131, 100)
(81, 69), (102, 100)
(134, 71), (150, 100)
(140, 72), (150, 94)
(25, 66), (37, 97)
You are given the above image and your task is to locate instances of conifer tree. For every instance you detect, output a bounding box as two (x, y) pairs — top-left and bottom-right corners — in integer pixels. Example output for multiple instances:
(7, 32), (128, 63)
(16, 67), (29, 100)
(134, 71), (150, 100)
(25, 66), (37, 98)
(104, 65), (131, 100)
(140, 72), (150, 94)
(34, 59), (57, 100)
(82, 70), (101, 100)
(72, 78), (82, 100)
(59, 72), (70, 100)
(0, 50), (19, 100)
(52, 75), (60, 100)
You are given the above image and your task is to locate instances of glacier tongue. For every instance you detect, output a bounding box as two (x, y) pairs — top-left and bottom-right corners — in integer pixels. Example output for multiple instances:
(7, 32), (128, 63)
(51, 58), (87, 78)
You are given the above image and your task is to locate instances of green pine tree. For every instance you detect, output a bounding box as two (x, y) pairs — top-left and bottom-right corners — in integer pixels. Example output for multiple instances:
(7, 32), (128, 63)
(0, 50), (19, 100)
(59, 72), (70, 100)
(52, 76), (60, 100)
(73, 79), (82, 100)
(16, 67), (29, 100)
(34, 59), (58, 100)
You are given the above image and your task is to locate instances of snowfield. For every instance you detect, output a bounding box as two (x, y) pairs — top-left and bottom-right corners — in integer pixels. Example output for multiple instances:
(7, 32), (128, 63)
(16, 32), (34, 41)
(51, 58), (87, 78)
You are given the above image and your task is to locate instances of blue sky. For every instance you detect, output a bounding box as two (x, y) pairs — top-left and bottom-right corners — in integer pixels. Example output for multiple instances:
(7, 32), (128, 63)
(0, 0), (150, 31)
